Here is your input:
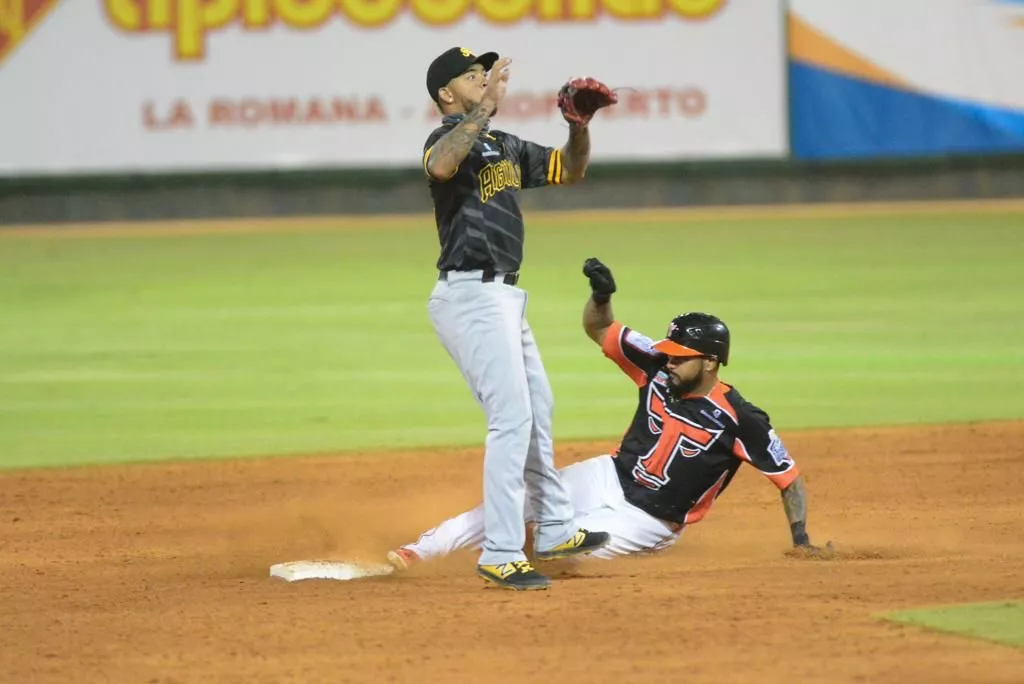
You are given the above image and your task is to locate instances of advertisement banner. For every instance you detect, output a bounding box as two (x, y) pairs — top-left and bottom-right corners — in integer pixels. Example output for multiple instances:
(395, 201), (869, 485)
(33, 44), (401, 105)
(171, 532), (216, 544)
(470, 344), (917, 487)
(0, 0), (787, 176)
(789, 0), (1024, 159)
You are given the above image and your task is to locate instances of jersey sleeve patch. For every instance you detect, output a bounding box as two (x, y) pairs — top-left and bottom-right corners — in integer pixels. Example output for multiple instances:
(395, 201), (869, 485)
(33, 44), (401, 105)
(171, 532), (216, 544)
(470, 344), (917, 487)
(602, 322), (662, 387)
(766, 429), (792, 468)
(733, 434), (800, 490)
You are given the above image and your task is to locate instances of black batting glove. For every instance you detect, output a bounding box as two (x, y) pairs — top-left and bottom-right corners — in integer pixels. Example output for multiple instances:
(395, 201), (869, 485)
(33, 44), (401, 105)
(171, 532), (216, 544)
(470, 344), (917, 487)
(583, 257), (616, 305)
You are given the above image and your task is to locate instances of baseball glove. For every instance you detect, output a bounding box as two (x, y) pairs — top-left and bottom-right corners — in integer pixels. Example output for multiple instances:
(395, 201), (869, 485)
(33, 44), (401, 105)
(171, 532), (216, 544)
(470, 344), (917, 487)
(557, 77), (618, 126)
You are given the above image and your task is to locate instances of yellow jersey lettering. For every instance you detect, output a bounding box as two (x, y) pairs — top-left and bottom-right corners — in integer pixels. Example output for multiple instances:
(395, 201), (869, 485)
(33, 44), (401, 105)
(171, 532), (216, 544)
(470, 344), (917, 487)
(480, 166), (495, 203)
(479, 159), (523, 203)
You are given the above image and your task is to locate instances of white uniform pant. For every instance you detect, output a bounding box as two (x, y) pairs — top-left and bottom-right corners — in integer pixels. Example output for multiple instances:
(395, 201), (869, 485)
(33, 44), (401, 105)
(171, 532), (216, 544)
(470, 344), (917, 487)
(406, 455), (683, 561)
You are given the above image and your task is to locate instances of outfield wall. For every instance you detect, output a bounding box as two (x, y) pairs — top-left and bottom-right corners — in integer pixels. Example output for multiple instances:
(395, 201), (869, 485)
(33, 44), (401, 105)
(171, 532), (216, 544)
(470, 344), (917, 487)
(2, 1), (1024, 224)
(4, 154), (1024, 226)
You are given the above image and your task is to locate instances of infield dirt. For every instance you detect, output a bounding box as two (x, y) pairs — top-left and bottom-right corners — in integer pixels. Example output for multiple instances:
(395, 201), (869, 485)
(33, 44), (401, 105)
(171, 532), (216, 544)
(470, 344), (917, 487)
(2, 421), (1023, 683)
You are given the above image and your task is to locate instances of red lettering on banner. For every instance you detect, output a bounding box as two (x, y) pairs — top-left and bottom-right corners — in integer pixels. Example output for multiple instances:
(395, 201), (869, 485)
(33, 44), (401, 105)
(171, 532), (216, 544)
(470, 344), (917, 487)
(365, 98), (387, 121)
(306, 99), (327, 124)
(206, 96), (388, 127)
(626, 91), (649, 116)
(143, 87), (700, 134)
(655, 89), (673, 116)
(598, 87), (707, 120)
(143, 99), (195, 130)
(209, 99), (233, 125)
(420, 87), (707, 123)
(270, 99), (298, 123)
(676, 88), (706, 116)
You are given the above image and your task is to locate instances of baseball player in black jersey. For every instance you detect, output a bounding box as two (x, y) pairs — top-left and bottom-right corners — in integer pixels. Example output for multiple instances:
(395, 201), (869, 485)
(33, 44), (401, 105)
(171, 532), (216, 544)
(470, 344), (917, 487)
(404, 47), (619, 591)
(387, 257), (831, 567)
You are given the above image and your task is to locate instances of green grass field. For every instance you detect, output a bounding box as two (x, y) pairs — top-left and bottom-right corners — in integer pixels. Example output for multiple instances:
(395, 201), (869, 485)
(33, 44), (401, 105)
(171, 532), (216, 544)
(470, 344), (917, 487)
(1, 206), (1023, 470)
(884, 601), (1024, 649)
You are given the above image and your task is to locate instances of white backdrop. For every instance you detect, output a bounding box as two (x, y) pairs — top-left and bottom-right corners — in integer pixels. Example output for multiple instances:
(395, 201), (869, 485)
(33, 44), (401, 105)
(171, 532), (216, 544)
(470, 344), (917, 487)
(0, 0), (788, 175)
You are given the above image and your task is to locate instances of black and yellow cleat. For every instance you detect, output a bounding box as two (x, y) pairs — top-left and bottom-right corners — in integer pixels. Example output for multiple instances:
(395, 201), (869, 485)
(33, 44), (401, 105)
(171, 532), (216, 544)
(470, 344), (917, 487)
(476, 560), (552, 591)
(535, 528), (611, 561)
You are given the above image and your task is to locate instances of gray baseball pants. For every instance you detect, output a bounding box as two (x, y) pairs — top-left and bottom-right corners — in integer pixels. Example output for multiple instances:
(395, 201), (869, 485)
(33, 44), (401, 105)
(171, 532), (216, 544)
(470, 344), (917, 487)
(427, 269), (577, 566)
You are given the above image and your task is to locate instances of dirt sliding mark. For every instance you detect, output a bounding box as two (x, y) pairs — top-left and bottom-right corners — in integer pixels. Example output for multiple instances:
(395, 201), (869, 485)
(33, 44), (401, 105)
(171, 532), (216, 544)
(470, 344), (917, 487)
(2, 421), (1023, 683)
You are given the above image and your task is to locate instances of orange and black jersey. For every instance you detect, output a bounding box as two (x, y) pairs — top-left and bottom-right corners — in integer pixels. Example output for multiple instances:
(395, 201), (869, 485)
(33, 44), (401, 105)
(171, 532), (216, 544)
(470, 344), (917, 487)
(601, 321), (800, 526)
(422, 114), (565, 273)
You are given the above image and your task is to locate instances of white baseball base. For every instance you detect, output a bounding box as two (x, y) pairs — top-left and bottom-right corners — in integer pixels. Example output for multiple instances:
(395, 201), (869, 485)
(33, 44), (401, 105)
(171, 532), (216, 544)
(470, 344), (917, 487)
(269, 560), (395, 582)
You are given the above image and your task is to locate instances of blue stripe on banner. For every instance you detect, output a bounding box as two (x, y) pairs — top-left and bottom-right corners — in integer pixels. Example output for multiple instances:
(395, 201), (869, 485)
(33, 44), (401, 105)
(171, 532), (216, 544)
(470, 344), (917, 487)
(790, 61), (1024, 160)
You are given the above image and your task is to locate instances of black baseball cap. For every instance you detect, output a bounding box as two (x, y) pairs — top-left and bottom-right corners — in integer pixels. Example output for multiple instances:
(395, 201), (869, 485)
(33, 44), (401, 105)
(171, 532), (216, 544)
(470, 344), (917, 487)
(426, 47), (499, 103)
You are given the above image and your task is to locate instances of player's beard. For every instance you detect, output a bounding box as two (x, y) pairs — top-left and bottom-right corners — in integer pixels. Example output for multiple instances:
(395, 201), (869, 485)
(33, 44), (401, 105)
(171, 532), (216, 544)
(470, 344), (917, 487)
(666, 366), (704, 399)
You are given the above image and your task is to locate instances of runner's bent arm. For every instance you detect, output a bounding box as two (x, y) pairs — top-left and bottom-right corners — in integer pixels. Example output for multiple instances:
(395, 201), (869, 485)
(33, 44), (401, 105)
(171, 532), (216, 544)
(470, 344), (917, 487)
(781, 476), (810, 546)
(583, 293), (613, 345)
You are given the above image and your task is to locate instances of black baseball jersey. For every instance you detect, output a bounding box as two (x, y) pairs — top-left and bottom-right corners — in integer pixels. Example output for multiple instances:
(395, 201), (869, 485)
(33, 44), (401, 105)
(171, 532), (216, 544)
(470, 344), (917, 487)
(422, 113), (565, 273)
(601, 321), (801, 526)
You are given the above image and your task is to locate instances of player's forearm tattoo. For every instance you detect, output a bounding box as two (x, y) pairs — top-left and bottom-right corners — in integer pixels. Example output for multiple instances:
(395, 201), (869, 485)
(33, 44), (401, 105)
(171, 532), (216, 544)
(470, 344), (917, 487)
(427, 105), (490, 177)
(562, 124), (591, 182)
(583, 295), (613, 344)
(781, 476), (809, 545)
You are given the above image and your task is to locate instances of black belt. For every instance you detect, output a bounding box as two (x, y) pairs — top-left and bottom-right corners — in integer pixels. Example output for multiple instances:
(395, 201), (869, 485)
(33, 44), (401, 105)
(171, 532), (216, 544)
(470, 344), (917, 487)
(438, 269), (519, 286)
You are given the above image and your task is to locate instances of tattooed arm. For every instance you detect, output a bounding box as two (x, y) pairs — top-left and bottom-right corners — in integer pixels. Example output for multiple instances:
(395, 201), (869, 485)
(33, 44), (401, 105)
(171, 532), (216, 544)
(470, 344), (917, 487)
(560, 123), (591, 183)
(424, 105), (491, 181)
(781, 475), (811, 546)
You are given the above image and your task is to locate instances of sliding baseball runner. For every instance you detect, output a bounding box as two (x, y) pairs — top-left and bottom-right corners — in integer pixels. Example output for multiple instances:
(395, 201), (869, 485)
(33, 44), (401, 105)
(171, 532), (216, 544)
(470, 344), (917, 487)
(388, 258), (833, 567)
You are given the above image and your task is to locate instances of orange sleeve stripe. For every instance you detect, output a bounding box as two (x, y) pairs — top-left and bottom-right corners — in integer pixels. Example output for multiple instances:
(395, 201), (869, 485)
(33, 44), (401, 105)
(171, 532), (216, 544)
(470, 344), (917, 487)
(601, 322), (647, 387)
(765, 467), (800, 490)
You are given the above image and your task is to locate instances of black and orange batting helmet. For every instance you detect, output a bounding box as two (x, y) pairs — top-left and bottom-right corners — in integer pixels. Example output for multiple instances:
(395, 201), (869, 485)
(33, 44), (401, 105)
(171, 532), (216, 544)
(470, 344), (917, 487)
(652, 313), (730, 366)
